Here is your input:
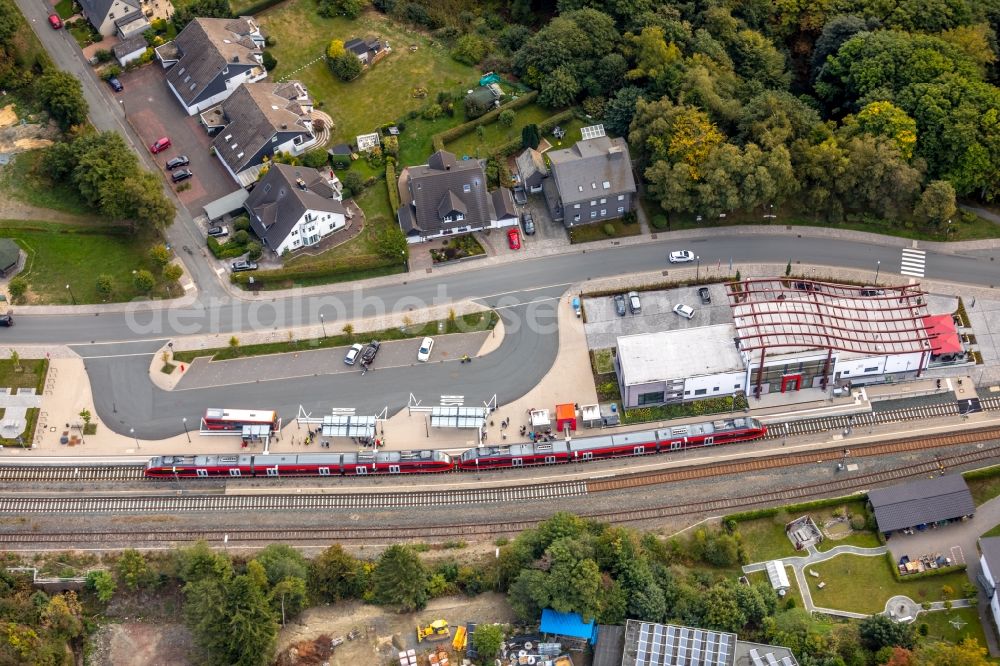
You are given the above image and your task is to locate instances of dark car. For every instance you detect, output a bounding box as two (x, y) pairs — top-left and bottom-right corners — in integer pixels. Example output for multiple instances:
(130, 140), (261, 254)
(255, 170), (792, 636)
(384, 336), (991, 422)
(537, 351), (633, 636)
(231, 260), (258, 272)
(860, 287), (885, 297)
(107, 76), (123, 92)
(360, 340), (380, 365)
(522, 213), (535, 236)
(613, 293), (626, 317)
(171, 168), (193, 183)
(166, 155), (190, 170)
(0, 313), (12, 327)
(698, 287), (711, 304)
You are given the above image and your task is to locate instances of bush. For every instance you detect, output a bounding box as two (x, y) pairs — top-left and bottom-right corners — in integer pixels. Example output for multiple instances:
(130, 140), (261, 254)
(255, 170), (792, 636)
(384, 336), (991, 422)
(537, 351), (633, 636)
(342, 171), (364, 197)
(232, 215), (251, 232)
(94, 49), (113, 63)
(422, 103), (443, 120)
(262, 51), (277, 71)
(498, 109), (515, 127)
(232, 230), (250, 245)
(602, 223), (616, 237)
(329, 51), (363, 81)
(431, 91), (538, 151)
(246, 241), (263, 261)
(451, 33), (489, 66)
(651, 214), (668, 230)
(386, 163), (400, 214)
(301, 150), (329, 169)
(7, 276), (27, 303)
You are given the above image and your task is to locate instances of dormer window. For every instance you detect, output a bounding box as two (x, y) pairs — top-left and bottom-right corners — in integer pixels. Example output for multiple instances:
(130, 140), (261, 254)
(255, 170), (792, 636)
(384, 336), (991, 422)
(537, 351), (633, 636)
(236, 152), (244, 159)
(183, 75), (191, 83)
(591, 182), (597, 189)
(224, 134), (232, 141)
(456, 213), (464, 221)
(231, 143), (238, 150)
(602, 181), (611, 189)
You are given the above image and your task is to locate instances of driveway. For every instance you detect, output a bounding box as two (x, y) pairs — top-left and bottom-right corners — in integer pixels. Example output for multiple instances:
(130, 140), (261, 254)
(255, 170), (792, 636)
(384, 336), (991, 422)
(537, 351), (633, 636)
(521, 193), (569, 247)
(117, 65), (238, 211)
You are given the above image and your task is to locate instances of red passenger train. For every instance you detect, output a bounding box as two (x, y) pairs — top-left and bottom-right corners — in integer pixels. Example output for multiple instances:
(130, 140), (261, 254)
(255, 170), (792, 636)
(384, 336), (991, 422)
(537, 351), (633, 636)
(144, 417), (766, 478)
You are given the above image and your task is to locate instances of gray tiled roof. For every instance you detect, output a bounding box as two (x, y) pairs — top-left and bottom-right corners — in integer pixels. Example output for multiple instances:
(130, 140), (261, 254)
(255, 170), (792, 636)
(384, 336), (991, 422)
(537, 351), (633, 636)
(981, 538), (1000, 583)
(79, 0), (138, 29)
(869, 474), (975, 533)
(244, 163), (345, 249)
(113, 35), (148, 58)
(213, 82), (313, 174)
(398, 151), (493, 236)
(491, 188), (517, 220)
(548, 136), (636, 206)
(167, 17), (263, 106)
(593, 625), (625, 666)
(516, 147), (547, 188)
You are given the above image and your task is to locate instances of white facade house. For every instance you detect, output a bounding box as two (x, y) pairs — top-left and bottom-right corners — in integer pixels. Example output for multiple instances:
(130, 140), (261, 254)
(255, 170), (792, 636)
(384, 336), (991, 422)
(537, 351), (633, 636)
(979, 537), (1000, 639)
(244, 163), (346, 256)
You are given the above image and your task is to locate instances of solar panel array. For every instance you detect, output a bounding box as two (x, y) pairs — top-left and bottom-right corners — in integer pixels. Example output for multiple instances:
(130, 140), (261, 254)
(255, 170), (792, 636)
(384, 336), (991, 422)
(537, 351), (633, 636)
(749, 648), (795, 666)
(320, 414), (376, 438)
(633, 623), (734, 666)
(580, 124), (607, 140)
(430, 405), (487, 429)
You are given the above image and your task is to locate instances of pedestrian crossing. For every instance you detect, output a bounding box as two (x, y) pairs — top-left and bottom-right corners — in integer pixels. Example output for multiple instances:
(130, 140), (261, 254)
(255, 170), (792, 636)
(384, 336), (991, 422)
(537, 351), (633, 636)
(900, 248), (926, 277)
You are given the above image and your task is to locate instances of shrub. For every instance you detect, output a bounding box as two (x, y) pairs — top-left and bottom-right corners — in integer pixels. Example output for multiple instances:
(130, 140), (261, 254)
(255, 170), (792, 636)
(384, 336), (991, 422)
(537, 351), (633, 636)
(96, 274), (114, 295)
(849, 514), (866, 530)
(329, 52), (363, 81)
(7, 276), (27, 303)
(451, 33), (489, 66)
(94, 49), (113, 63)
(651, 214), (668, 230)
(422, 103), (443, 120)
(246, 241), (263, 261)
(603, 223), (616, 236)
(133, 269), (155, 293)
(386, 163), (400, 214)
(301, 150), (329, 169)
(233, 215), (251, 232)
(231, 230), (250, 245)
(498, 109), (515, 127)
(342, 171), (364, 197)
(262, 51), (277, 71)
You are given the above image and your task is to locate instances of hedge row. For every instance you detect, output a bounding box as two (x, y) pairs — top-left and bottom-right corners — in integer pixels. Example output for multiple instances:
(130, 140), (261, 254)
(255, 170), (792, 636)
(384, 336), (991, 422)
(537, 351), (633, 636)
(725, 493), (868, 523)
(231, 254), (398, 288)
(207, 236), (248, 260)
(963, 464), (1000, 481)
(386, 163), (400, 215)
(584, 275), (738, 299)
(491, 109), (576, 157)
(431, 91), (538, 152)
(239, 0), (289, 16)
(885, 551), (967, 582)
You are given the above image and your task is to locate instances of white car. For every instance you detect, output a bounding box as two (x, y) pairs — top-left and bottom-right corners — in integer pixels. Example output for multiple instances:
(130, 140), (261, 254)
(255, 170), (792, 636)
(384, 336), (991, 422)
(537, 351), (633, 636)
(344, 343), (364, 365)
(673, 304), (695, 319)
(417, 336), (434, 362)
(669, 250), (695, 263)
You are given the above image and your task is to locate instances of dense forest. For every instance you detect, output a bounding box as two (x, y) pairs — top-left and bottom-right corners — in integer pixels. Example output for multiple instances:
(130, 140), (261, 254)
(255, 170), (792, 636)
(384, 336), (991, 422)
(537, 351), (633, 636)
(370, 0), (1000, 228)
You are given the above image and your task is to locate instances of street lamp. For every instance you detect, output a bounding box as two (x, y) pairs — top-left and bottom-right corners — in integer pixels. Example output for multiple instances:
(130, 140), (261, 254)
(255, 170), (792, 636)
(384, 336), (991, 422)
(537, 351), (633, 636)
(182, 417), (190, 443)
(119, 99), (124, 116)
(696, 255), (701, 280)
(130, 427), (139, 450)
(319, 313), (326, 338)
(65, 284), (76, 305)
(874, 260), (881, 286)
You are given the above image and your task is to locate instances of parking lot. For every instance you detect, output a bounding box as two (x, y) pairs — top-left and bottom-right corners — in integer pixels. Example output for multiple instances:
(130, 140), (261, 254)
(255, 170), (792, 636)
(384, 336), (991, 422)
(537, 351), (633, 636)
(117, 65), (238, 210)
(583, 283), (734, 350)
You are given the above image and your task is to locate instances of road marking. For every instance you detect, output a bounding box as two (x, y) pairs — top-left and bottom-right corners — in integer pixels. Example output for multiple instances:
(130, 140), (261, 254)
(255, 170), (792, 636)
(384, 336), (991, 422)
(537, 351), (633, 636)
(900, 249), (926, 277)
(474, 283), (572, 300)
(490, 296), (562, 311)
(75, 351), (157, 359)
(215, 267), (225, 275)
(183, 282), (194, 291)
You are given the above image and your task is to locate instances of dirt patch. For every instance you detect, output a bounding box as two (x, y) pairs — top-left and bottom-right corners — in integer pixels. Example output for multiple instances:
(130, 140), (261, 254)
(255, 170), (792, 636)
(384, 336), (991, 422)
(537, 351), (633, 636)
(0, 118), (60, 154)
(88, 622), (197, 666)
(823, 518), (854, 540)
(275, 593), (516, 666)
(0, 104), (17, 129)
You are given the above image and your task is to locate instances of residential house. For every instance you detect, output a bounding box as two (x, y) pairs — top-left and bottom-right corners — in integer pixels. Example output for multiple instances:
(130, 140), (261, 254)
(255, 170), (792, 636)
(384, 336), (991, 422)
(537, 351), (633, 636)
(515, 147), (548, 193)
(112, 35), (148, 67)
(77, 0), (146, 37)
(396, 150), (517, 244)
(344, 36), (388, 66)
(244, 163), (346, 256)
(203, 81), (317, 186)
(979, 537), (1000, 639)
(545, 135), (636, 227)
(158, 17), (267, 116)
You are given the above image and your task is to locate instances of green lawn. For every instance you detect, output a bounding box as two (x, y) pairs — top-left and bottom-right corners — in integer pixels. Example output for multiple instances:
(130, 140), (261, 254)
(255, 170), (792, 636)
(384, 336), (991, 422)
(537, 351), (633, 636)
(173, 311), (497, 363)
(738, 502), (878, 562)
(260, 5), (477, 152)
(919, 606), (993, 653)
(54, 0), (75, 19)
(569, 218), (642, 243)
(1, 222), (173, 304)
(968, 468), (1000, 505)
(982, 524), (1000, 538)
(641, 197), (1000, 242)
(445, 104), (554, 158)
(0, 150), (96, 217)
(0, 359), (48, 392)
(807, 554), (971, 615)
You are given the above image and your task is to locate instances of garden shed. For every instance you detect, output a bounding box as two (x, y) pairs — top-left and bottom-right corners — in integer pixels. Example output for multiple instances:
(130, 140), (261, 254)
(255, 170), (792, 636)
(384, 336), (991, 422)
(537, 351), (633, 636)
(764, 560), (790, 595)
(0, 239), (21, 277)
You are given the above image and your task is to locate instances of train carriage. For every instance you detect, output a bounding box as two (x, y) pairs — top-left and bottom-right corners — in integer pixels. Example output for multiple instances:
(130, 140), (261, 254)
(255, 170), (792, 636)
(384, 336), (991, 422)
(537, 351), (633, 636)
(458, 440), (572, 470)
(145, 454), (253, 478)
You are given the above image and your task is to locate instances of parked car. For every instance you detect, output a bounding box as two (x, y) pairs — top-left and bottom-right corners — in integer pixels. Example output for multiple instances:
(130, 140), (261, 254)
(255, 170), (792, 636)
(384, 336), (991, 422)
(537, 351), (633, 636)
(512, 185), (527, 205)
(47, 13), (62, 29)
(507, 228), (521, 250)
(360, 340), (380, 365)
(613, 293), (626, 317)
(344, 343), (364, 365)
(417, 337), (434, 362)
(207, 225), (228, 238)
(627, 290), (641, 314)
(522, 213), (535, 236)
(0, 312), (12, 327)
(698, 287), (711, 304)
(231, 260), (258, 272)
(166, 155), (190, 170)
(668, 250), (695, 263)
(673, 303), (695, 319)
(171, 168), (193, 183)
(860, 287), (885, 296)
(107, 76), (123, 92)
(794, 281), (822, 292)
(150, 137), (171, 154)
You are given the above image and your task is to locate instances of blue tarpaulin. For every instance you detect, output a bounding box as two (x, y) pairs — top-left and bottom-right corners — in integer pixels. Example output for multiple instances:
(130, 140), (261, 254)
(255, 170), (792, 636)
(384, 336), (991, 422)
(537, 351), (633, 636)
(540, 609), (597, 645)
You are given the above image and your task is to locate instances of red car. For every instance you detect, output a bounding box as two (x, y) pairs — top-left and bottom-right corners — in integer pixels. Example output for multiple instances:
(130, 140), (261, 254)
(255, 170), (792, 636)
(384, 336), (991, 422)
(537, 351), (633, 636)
(507, 228), (521, 250)
(150, 137), (171, 154)
(47, 13), (62, 29)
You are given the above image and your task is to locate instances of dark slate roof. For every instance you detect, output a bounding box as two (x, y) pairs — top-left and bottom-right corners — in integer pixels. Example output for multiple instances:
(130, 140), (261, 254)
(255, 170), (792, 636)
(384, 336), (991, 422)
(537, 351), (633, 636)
(398, 151), (492, 235)
(213, 81), (313, 174)
(0, 239), (19, 270)
(114, 10), (146, 28)
(79, 0), (138, 28)
(328, 143), (352, 155)
(344, 36), (380, 56)
(548, 136), (636, 206)
(869, 474), (975, 532)
(516, 147), (548, 187)
(981, 538), (1000, 583)
(244, 163), (345, 248)
(593, 625), (625, 666)
(113, 35), (148, 58)
(491, 187), (517, 220)
(167, 17), (263, 106)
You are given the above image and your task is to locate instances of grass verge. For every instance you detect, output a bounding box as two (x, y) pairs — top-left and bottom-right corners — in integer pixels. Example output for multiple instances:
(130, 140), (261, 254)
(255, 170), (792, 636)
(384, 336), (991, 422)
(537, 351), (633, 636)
(569, 218), (642, 244)
(0, 358), (49, 392)
(173, 311), (498, 363)
(919, 606), (992, 650)
(0, 150), (95, 216)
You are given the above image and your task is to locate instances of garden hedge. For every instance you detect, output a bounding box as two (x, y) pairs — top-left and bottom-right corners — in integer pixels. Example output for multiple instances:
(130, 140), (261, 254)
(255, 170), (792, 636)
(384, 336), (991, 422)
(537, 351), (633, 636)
(725, 493), (868, 523)
(207, 236), (249, 259)
(431, 91), (538, 152)
(239, 0), (289, 15)
(231, 254), (400, 288)
(884, 551), (967, 582)
(491, 109), (576, 157)
(386, 163), (400, 215)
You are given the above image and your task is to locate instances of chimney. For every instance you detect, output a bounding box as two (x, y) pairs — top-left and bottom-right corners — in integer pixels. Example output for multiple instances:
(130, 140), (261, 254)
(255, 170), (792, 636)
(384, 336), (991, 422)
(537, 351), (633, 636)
(232, 55), (239, 62)
(296, 177), (307, 190)
(445, 164), (450, 170)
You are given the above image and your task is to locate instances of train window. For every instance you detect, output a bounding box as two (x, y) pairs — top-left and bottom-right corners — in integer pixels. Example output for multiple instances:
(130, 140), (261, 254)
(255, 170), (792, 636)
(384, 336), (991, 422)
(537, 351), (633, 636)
(266, 466), (280, 476)
(704, 437), (714, 446)
(544, 456), (556, 464)
(670, 441), (683, 451)
(196, 469), (208, 477)
(633, 446), (645, 455)
(318, 467), (331, 476)
(582, 452), (593, 461)
(228, 468), (241, 477)
(356, 467), (367, 475)
(512, 459), (523, 467)
(389, 465), (400, 474)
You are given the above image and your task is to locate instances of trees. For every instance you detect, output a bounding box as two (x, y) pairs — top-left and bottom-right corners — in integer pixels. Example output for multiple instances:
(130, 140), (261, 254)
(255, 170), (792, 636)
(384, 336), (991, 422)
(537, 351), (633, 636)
(172, 0), (230, 30)
(149, 244), (171, 267)
(911, 638), (990, 666)
(329, 51), (363, 81)
(116, 549), (151, 590)
(472, 624), (504, 660)
(96, 274), (114, 296)
(185, 574), (278, 666)
(521, 124), (541, 149)
(308, 544), (363, 602)
(7, 276), (26, 303)
(85, 571), (116, 603)
(499, 109), (515, 127)
(255, 544), (308, 586)
(603, 86), (644, 136)
(163, 264), (184, 287)
(372, 545), (429, 612)
(176, 540), (232, 584)
(915, 180), (957, 226)
(539, 66), (581, 108)
(845, 101), (918, 160)
(318, 0), (366, 18)
(341, 170), (364, 196)
(326, 39), (345, 60)
(375, 226), (409, 262)
(452, 34), (489, 66)
(859, 614), (916, 652)
(133, 269), (155, 294)
(36, 71), (88, 131)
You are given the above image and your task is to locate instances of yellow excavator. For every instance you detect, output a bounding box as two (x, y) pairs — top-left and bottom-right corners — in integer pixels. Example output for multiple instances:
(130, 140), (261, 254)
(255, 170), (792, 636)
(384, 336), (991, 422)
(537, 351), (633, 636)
(417, 619), (451, 643)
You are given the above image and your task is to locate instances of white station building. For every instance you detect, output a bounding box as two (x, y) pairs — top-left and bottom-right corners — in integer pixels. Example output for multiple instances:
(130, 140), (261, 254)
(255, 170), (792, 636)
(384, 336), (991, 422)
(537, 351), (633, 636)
(615, 279), (961, 408)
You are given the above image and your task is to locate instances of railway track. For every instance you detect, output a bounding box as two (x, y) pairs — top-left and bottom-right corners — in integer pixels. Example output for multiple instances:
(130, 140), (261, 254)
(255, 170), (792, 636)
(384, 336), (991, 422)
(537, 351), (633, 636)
(0, 465), (145, 482)
(1, 440), (996, 546)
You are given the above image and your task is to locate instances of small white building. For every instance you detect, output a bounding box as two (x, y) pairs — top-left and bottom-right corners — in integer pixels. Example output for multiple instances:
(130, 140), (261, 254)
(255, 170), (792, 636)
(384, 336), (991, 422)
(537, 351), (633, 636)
(765, 560), (791, 595)
(979, 537), (1000, 639)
